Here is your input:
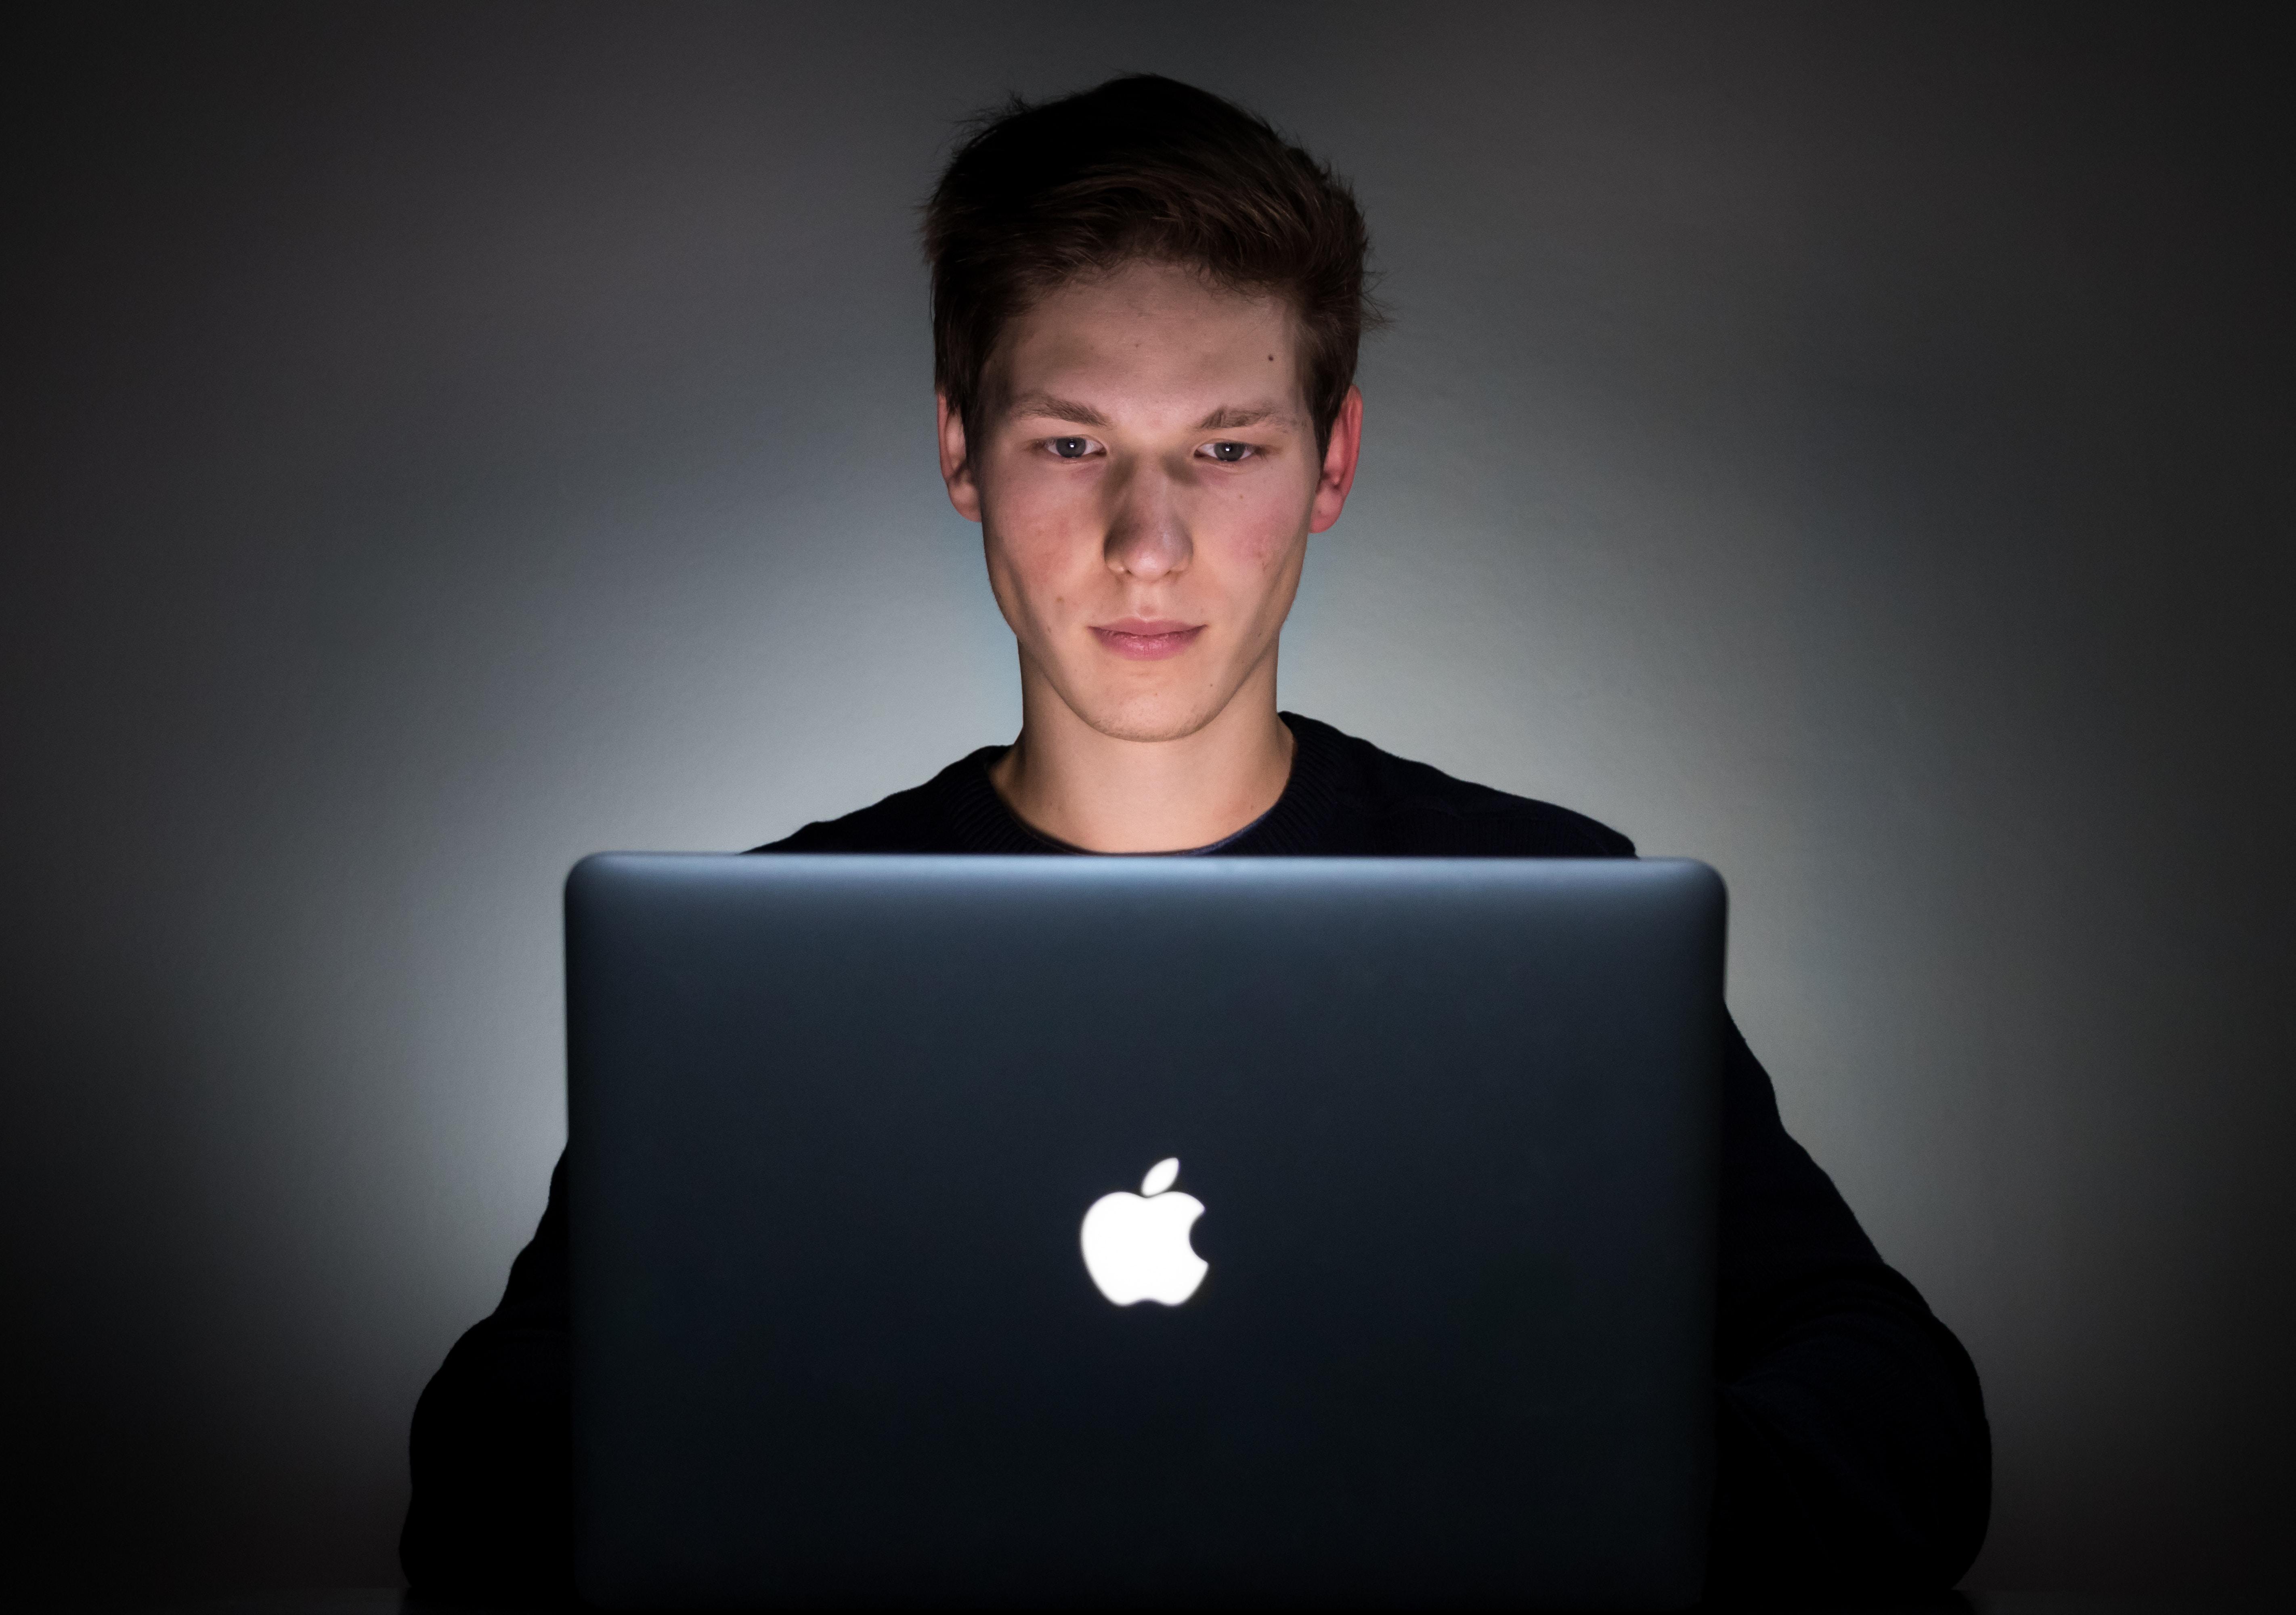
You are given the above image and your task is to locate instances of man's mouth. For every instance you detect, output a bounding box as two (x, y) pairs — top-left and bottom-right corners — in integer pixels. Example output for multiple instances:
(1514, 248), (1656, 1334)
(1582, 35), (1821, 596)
(1090, 619), (1204, 660)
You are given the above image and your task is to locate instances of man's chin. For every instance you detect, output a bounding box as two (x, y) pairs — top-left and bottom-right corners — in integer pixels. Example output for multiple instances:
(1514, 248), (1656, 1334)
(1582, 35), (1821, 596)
(1028, 647), (1276, 746)
(1067, 689), (1233, 745)
(1078, 710), (1221, 745)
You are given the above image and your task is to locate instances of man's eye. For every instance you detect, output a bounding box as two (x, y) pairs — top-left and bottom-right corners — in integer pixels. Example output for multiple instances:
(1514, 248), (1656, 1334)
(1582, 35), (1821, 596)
(1049, 437), (1092, 459)
(1205, 441), (1254, 463)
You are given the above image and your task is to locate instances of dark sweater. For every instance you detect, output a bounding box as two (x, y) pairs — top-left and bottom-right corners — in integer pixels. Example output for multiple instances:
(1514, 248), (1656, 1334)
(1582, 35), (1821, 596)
(402, 713), (1990, 1600)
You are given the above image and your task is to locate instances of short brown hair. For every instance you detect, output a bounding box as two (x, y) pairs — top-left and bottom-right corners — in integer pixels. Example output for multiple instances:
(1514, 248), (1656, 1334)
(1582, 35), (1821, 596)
(924, 75), (1380, 453)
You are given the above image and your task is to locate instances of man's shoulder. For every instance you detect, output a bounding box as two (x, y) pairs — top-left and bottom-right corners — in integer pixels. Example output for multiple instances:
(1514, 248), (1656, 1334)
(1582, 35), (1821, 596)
(1289, 714), (1636, 858)
(751, 747), (1007, 854)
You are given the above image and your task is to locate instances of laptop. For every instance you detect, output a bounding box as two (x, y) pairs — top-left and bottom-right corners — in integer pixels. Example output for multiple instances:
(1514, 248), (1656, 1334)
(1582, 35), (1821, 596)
(566, 853), (1724, 1608)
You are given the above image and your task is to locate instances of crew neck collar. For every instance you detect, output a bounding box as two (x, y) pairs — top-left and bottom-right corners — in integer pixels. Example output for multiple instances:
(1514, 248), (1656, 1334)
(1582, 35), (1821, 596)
(943, 712), (1344, 856)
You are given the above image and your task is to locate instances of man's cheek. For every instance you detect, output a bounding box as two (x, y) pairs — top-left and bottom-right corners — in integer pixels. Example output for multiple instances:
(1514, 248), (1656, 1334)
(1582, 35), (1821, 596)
(1014, 514), (1093, 585)
(1228, 496), (1306, 573)
(985, 503), (1065, 583)
(994, 526), (1092, 631)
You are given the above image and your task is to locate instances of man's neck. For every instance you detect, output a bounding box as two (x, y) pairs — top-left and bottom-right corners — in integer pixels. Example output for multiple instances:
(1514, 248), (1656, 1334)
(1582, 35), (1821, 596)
(988, 672), (1295, 854)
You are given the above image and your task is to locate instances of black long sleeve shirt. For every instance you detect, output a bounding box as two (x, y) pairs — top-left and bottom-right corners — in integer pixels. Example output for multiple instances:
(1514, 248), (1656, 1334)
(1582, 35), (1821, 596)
(402, 714), (1990, 1600)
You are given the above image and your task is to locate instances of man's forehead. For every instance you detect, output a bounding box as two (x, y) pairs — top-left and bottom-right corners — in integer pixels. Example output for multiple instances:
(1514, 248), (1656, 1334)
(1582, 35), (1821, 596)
(999, 265), (1300, 381)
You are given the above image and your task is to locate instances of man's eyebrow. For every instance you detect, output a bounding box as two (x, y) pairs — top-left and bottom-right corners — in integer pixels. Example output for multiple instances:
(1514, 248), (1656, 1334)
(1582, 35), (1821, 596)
(1006, 392), (1110, 427)
(1196, 405), (1294, 430)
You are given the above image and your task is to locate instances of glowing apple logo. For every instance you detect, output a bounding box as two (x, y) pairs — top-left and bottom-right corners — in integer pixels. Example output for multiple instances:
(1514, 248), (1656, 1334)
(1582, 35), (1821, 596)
(1079, 1157), (1209, 1306)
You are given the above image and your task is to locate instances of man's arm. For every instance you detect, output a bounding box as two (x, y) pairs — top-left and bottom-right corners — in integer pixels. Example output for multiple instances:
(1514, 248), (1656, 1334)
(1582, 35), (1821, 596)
(401, 1156), (575, 1600)
(1707, 1017), (1992, 1594)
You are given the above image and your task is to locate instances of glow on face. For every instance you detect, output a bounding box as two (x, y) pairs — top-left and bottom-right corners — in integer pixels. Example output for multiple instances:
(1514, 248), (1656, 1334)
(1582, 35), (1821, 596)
(969, 262), (1323, 743)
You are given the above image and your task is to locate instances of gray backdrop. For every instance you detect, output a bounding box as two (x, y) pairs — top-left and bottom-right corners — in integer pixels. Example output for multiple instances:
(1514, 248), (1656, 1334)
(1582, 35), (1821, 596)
(5, 2), (2289, 1600)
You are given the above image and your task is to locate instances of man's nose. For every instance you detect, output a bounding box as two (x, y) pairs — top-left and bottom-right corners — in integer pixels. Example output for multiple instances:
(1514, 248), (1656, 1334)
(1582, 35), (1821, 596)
(1103, 461), (1193, 582)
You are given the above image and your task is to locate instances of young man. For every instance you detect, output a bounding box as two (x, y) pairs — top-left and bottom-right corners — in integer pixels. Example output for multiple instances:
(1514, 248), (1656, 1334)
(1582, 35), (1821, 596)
(403, 76), (1990, 1598)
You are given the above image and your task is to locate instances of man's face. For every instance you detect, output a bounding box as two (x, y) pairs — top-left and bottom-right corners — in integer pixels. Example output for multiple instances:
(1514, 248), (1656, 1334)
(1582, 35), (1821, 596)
(939, 260), (1359, 743)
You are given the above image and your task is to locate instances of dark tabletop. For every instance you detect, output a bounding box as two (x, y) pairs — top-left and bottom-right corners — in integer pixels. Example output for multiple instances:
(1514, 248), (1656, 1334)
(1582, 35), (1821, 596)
(91, 1590), (2282, 1615)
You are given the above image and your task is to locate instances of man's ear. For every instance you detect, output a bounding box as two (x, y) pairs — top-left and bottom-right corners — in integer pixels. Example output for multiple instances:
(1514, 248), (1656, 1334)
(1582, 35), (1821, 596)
(1307, 386), (1363, 535)
(937, 393), (982, 524)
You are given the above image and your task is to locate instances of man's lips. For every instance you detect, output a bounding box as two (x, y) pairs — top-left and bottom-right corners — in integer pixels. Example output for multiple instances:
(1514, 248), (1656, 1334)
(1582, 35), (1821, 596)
(1091, 619), (1204, 660)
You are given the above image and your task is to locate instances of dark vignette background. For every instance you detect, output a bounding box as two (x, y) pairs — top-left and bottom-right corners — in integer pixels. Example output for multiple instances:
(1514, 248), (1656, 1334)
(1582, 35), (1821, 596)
(4, 2), (2290, 1601)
